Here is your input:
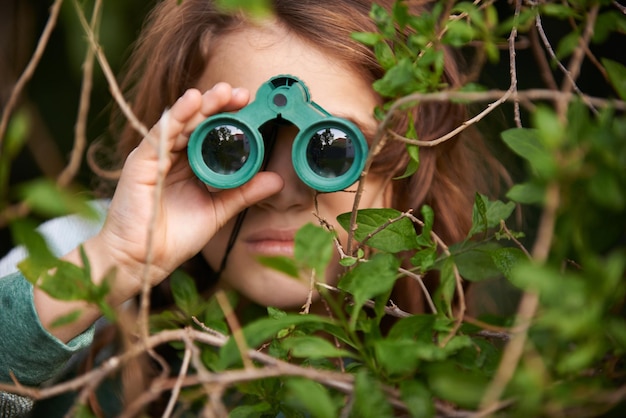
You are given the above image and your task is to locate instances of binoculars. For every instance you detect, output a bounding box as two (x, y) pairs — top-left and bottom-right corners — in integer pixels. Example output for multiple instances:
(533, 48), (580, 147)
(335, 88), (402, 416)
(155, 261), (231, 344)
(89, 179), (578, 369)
(187, 75), (368, 192)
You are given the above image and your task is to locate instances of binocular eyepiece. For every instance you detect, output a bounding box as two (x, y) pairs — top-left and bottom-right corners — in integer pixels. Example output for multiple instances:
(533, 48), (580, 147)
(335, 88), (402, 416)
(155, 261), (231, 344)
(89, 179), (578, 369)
(187, 75), (368, 192)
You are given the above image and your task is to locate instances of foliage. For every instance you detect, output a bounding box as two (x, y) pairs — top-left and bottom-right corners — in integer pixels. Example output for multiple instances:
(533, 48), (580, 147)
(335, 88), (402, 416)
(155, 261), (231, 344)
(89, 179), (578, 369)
(1, 0), (625, 417)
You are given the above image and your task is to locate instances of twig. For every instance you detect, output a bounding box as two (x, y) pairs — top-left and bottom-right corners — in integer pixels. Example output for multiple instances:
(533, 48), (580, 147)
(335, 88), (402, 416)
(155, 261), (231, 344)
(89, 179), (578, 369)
(534, 12), (599, 117)
(561, 3), (599, 93)
(404, 211), (466, 345)
(0, 0), (64, 150)
(301, 269), (316, 314)
(316, 282), (412, 319)
(508, 0), (522, 128)
(162, 337), (193, 418)
(352, 209), (412, 252)
(57, 0), (102, 187)
(71, 0), (149, 138)
(216, 290), (254, 370)
(137, 108), (169, 342)
(478, 182), (560, 411)
(398, 267), (437, 314)
(529, 26), (559, 91)
(499, 219), (532, 259)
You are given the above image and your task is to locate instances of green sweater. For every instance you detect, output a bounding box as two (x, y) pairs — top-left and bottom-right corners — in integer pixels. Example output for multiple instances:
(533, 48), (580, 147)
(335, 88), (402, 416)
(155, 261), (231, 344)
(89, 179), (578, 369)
(0, 272), (96, 417)
(0, 272), (95, 385)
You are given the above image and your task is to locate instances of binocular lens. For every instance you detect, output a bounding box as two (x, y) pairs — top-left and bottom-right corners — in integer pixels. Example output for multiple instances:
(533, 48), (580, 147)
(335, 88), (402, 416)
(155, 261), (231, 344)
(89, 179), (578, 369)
(201, 125), (250, 174)
(306, 128), (354, 178)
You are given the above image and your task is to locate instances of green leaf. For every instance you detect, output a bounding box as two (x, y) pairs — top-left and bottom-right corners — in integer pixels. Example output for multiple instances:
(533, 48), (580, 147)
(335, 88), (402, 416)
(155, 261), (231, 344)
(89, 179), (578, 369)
(17, 179), (98, 219)
(449, 241), (503, 282)
(416, 205), (434, 246)
(370, 3), (395, 38)
(34, 261), (90, 301)
(170, 269), (199, 315)
(410, 246), (437, 272)
(602, 58), (626, 101)
(533, 105), (565, 149)
(555, 30), (580, 60)
(374, 339), (421, 376)
(285, 378), (337, 418)
(294, 223), (334, 278)
(337, 208), (418, 252)
(426, 363), (488, 409)
(338, 253), (400, 315)
(74, 404), (98, 418)
(373, 58), (418, 97)
(443, 20), (476, 47)
(399, 380), (434, 418)
(50, 309), (82, 329)
(257, 255), (300, 278)
(374, 41), (396, 70)
(4, 109), (29, 159)
(491, 247), (528, 280)
(501, 128), (556, 179)
(281, 336), (354, 359)
(351, 31), (383, 46)
(10, 219), (58, 277)
(218, 314), (338, 369)
(229, 402), (272, 418)
(387, 314), (436, 341)
(352, 370), (394, 418)
(392, 0), (411, 28)
(435, 257), (456, 316)
(467, 194), (515, 238)
(214, 0), (272, 16)
(394, 143), (420, 180)
(506, 182), (545, 205)
(539, 3), (579, 19)
(556, 339), (604, 374)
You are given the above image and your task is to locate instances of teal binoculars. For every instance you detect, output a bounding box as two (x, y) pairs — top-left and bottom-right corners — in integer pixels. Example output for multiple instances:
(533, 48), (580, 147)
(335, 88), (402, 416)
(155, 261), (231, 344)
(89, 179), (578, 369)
(187, 75), (368, 192)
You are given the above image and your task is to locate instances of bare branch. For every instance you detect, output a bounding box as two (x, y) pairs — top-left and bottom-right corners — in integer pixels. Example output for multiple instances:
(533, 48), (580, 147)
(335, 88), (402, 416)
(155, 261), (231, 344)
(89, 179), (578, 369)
(0, 0), (64, 150)
(57, 0), (102, 187)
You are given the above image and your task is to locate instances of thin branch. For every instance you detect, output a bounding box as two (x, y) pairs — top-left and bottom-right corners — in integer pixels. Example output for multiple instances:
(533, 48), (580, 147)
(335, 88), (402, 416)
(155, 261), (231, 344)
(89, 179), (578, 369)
(398, 267), (437, 314)
(216, 290), (254, 370)
(508, 0), (522, 128)
(161, 338), (192, 418)
(534, 11), (600, 117)
(384, 87), (625, 147)
(404, 211), (466, 345)
(72, 0), (149, 138)
(478, 182), (560, 411)
(57, 0), (102, 187)
(0, 0), (64, 150)
(137, 108), (169, 344)
(499, 219), (532, 259)
(529, 25), (559, 91)
(561, 4), (599, 96)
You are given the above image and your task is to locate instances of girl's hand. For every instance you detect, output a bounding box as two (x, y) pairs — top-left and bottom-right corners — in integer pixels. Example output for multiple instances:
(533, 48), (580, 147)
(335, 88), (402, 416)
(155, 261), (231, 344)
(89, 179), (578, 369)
(90, 83), (283, 300)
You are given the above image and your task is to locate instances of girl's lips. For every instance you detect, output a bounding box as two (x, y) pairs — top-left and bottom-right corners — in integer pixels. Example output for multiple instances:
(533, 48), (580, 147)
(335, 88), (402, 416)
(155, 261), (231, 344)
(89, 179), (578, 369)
(245, 230), (297, 257)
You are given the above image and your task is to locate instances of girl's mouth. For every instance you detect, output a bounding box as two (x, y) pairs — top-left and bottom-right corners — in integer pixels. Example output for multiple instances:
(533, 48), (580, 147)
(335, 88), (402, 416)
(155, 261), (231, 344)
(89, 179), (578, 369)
(245, 230), (297, 257)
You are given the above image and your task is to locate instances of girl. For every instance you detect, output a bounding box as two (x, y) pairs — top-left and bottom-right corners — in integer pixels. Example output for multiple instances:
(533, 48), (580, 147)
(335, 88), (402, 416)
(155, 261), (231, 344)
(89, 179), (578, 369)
(0, 0), (502, 415)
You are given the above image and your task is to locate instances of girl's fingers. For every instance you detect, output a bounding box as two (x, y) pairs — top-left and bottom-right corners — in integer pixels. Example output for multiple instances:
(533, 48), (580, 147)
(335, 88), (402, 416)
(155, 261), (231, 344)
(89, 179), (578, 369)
(132, 88), (203, 161)
(135, 83), (251, 158)
(172, 84), (251, 152)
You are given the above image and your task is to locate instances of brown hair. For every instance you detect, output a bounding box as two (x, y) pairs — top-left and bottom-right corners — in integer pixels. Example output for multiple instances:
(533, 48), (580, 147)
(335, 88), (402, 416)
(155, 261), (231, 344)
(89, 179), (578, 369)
(111, 0), (504, 313)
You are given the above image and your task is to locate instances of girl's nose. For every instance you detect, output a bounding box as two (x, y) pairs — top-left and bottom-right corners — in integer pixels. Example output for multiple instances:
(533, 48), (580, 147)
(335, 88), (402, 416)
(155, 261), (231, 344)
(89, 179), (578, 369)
(257, 125), (314, 211)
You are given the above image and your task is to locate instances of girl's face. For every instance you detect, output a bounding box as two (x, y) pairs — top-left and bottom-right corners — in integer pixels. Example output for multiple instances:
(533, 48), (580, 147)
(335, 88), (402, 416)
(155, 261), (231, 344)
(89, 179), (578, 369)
(198, 21), (389, 308)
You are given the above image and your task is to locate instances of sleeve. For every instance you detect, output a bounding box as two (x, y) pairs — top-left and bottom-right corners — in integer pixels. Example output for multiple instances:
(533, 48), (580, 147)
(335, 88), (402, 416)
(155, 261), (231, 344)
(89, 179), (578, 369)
(0, 199), (109, 278)
(0, 272), (95, 386)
